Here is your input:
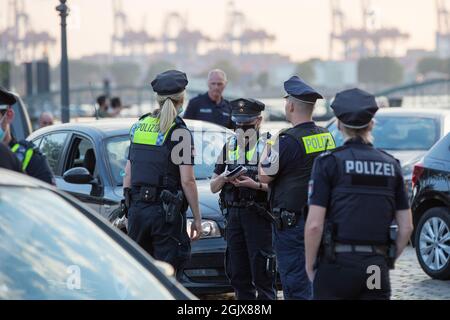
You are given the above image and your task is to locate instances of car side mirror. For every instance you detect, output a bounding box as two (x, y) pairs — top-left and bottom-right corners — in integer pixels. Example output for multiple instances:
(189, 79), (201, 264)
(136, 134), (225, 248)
(63, 167), (97, 185)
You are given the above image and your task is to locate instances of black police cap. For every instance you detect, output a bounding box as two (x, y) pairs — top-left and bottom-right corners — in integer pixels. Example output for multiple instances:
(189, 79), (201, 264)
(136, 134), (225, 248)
(0, 86), (17, 110)
(230, 98), (265, 123)
(331, 88), (379, 129)
(151, 70), (188, 95)
(284, 76), (323, 104)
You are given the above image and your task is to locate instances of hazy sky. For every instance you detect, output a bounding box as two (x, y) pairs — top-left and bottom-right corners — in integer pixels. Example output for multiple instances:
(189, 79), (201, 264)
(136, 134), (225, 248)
(0, 0), (438, 62)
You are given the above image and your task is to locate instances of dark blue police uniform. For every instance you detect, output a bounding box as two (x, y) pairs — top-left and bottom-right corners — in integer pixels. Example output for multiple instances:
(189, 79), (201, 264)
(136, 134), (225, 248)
(0, 87), (54, 184)
(0, 143), (21, 172)
(215, 98), (276, 300)
(262, 76), (335, 300)
(308, 88), (410, 300)
(127, 71), (194, 272)
(184, 92), (234, 129)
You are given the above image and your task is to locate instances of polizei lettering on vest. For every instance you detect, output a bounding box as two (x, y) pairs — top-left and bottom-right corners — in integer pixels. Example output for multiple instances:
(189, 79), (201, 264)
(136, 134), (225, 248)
(345, 160), (395, 177)
(138, 122), (159, 133)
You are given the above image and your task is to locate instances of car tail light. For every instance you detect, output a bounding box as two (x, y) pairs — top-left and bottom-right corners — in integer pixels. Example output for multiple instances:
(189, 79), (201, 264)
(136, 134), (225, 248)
(411, 163), (424, 189)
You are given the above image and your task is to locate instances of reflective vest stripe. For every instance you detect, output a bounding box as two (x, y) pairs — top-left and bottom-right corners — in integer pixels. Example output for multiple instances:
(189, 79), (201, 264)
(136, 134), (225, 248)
(11, 143), (34, 171)
(227, 138), (265, 161)
(132, 117), (176, 146)
(302, 132), (336, 154)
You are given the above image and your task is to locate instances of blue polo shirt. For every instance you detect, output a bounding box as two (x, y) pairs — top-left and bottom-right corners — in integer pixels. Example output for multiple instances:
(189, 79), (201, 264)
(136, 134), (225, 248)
(183, 92), (234, 129)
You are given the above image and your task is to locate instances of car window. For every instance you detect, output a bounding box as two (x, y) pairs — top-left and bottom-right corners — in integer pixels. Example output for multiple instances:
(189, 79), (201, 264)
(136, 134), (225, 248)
(0, 186), (174, 300)
(106, 130), (231, 185)
(428, 133), (450, 162)
(328, 116), (439, 151)
(65, 137), (96, 176)
(39, 133), (68, 174)
(31, 137), (43, 149)
(106, 136), (129, 185)
(193, 130), (230, 179)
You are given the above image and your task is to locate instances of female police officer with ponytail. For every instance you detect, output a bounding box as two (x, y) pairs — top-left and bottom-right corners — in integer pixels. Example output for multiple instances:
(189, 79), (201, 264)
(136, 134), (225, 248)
(123, 70), (202, 273)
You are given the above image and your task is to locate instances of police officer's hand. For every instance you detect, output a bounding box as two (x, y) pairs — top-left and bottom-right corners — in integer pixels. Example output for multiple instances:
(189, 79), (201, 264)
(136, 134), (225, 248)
(190, 218), (203, 241)
(306, 265), (316, 282)
(220, 171), (236, 183)
(231, 176), (258, 189)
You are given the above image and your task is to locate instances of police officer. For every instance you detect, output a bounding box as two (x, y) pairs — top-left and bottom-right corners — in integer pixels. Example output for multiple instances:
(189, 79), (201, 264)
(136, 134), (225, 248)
(305, 88), (414, 300)
(258, 76), (335, 300)
(210, 98), (276, 300)
(183, 69), (234, 129)
(0, 87), (54, 184)
(122, 70), (202, 273)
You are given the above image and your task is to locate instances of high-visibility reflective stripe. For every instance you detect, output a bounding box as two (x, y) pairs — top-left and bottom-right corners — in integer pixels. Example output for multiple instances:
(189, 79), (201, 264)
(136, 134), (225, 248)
(11, 143), (34, 171)
(302, 132), (336, 154)
(227, 138), (264, 161)
(22, 148), (33, 171)
(132, 116), (175, 146)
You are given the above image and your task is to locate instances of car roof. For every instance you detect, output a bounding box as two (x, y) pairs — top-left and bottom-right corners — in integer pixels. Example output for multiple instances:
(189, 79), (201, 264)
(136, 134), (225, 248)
(375, 107), (450, 118)
(29, 118), (232, 140)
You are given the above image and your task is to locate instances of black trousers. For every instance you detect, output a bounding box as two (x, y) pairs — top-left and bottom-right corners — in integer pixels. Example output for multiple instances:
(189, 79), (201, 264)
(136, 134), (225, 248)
(225, 207), (277, 300)
(313, 253), (391, 300)
(127, 199), (191, 272)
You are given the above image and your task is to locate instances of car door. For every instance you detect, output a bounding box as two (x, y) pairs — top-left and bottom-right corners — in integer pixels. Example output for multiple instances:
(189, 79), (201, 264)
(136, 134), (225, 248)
(58, 133), (103, 213)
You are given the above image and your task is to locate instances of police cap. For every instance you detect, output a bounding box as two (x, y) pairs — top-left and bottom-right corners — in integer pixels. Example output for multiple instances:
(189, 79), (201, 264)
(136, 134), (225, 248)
(151, 70), (188, 95)
(331, 88), (379, 129)
(284, 76), (323, 104)
(231, 98), (265, 123)
(0, 86), (17, 110)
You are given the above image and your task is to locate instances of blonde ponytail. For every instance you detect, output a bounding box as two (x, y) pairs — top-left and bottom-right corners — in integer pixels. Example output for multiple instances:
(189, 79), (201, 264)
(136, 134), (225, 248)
(156, 91), (185, 133)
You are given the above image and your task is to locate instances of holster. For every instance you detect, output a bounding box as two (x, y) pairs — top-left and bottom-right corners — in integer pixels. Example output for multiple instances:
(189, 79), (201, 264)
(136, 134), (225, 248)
(160, 189), (184, 224)
(262, 251), (277, 278)
(272, 208), (300, 230)
(123, 187), (131, 218)
(321, 221), (336, 263)
(218, 198), (229, 217)
(387, 225), (398, 269)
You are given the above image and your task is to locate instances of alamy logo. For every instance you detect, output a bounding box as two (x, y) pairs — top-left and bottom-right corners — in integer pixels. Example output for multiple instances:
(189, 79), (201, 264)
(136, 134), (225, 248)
(366, 265), (381, 290)
(66, 265), (81, 290)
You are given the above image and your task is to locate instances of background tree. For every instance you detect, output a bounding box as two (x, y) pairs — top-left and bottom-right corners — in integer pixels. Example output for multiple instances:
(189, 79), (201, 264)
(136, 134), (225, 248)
(358, 57), (404, 85)
(144, 60), (176, 83)
(295, 58), (319, 83)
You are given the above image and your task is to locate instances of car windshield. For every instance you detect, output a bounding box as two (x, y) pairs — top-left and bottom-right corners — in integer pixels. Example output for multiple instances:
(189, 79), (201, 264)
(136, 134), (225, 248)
(106, 129), (232, 185)
(328, 116), (439, 150)
(0, 187), (174, 300)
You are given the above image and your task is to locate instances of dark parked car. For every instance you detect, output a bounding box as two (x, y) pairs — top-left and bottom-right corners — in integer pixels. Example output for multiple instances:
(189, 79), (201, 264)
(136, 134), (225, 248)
(327, 108), (450, 196)
(27, 118), (234, 294)
(0, 168), (194, 299)
(410, 133), (450, 280)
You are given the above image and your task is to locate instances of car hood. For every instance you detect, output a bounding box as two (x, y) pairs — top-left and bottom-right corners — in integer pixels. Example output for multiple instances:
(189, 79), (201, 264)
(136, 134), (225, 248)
(114, 180), (222, 220)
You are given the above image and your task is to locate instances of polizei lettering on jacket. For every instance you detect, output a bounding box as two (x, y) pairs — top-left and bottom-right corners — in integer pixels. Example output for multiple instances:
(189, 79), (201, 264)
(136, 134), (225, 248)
(345, 160), (395, 177)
